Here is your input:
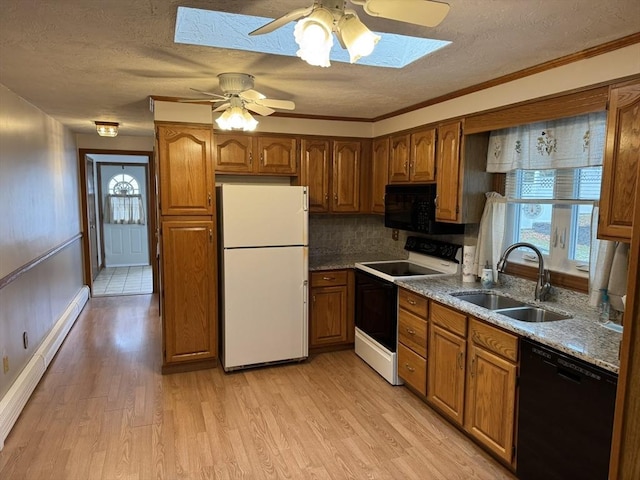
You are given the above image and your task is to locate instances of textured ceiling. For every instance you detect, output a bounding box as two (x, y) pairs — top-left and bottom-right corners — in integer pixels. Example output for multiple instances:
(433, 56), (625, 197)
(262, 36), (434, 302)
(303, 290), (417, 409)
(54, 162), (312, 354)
(0, 1), (639, 137)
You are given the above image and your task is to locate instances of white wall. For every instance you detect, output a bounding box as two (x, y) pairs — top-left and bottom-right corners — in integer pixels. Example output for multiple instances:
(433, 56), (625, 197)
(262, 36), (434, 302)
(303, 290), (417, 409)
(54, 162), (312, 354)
(0, 84), (85, 398)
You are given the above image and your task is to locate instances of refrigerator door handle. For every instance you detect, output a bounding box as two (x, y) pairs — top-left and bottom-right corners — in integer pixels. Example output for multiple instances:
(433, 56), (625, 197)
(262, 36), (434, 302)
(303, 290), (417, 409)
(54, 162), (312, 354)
(303, 187), (309, 212)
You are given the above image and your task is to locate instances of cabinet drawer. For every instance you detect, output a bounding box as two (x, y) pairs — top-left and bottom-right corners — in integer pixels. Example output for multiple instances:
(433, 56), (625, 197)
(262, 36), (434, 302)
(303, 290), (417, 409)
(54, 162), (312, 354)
(311, 270), (348, 287)
(399, 288), (428, 317)
(399, 309), (427, 357)
(398, 343), (427, 395)
(430, 302), (467, 337)
(469, 318), (518, 362)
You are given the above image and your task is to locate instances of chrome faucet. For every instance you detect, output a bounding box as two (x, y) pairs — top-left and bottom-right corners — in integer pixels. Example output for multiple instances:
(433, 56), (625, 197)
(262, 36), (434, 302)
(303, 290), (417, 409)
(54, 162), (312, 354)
(497, 242), (552, 301)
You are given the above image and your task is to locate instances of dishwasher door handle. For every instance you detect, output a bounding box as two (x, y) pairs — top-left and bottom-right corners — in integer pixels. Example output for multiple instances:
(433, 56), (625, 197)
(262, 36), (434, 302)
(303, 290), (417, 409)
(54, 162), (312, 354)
(557, 367), (582, 384)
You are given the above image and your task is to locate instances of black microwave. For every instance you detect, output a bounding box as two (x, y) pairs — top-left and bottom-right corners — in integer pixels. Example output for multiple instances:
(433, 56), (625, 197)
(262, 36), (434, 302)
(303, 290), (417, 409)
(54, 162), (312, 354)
(384, 184), (465, 235)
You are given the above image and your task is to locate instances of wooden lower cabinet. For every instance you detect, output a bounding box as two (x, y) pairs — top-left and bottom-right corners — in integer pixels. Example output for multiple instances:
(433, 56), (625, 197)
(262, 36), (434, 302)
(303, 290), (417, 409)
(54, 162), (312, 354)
(464, 317), (518, 464)
(427, 322), (467, 425)
(309, 270), (354, 349)
(160, 218), (217, 368)
(398, 288), (429, 395)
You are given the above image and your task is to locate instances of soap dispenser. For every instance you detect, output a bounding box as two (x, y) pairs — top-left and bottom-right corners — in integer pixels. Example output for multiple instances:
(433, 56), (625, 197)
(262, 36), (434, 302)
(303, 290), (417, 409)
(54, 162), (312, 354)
(481, 261), (494, 288)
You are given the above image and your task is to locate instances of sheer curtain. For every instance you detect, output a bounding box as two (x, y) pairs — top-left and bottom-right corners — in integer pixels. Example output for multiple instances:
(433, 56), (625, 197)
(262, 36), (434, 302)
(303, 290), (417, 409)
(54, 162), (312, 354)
(589, 206), (628, 311)
(104, 194), (146, 224)
(473, 192), (507, 281)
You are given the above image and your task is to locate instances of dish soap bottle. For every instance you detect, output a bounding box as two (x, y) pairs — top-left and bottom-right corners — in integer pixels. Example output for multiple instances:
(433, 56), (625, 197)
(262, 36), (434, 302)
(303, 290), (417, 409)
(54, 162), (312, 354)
(481, 261), (494, 288)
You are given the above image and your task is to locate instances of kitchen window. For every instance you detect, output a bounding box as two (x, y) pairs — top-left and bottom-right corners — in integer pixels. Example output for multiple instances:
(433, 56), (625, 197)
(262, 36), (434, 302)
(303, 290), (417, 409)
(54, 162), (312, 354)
(503, 166), (602, 276)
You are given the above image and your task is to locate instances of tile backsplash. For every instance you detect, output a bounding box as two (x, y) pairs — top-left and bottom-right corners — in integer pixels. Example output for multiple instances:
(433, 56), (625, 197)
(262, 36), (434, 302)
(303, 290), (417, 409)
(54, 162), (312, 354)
(309, 214), (475, 258)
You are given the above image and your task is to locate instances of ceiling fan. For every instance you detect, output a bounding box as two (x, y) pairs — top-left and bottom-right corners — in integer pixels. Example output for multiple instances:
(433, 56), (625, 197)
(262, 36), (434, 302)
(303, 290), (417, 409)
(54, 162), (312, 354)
(249, 0), (450, 66)
(181, 73), (295, 131)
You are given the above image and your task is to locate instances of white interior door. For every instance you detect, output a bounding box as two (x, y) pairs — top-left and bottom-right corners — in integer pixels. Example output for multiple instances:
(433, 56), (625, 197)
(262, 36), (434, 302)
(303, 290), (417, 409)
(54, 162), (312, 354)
(101, 164), (149, 267)
(222, 246), (308, 370)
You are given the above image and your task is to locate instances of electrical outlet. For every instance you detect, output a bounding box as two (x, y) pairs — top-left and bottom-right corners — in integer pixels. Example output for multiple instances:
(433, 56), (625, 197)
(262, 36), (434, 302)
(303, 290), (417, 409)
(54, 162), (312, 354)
(2, 356), (8, 374)
(392, 229), (399, 241)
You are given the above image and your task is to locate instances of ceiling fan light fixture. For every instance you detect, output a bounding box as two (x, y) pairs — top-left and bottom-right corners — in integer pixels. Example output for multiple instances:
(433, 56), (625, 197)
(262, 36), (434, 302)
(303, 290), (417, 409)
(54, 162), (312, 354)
(338, 14), (380, 63)
(215, 106), (258, 132)
(294, 7), (334, 67)
(95, 121), (119, 137)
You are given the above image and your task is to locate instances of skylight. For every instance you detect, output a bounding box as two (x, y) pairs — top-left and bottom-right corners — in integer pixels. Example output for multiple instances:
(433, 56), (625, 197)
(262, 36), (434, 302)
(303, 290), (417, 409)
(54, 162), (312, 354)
(174, 7), (451, 69)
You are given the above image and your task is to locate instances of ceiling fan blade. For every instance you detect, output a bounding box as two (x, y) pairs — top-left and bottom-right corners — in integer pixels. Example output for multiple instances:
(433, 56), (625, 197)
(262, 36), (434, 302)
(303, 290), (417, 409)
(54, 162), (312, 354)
(246, 103), (276, 116)
(178, 97), (227, 103)
(189, 88), (227, 100)
(255, 98), (296, 111)
(213, 103), (231, 112)
(363, 0), (450, 27)
(240, 89), (266, 101)
(249, 6), (314, 35)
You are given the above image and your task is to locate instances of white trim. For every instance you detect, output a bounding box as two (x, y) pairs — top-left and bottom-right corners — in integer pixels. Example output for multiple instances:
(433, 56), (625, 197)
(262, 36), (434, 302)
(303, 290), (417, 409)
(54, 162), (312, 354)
(0, 286), (89, 450)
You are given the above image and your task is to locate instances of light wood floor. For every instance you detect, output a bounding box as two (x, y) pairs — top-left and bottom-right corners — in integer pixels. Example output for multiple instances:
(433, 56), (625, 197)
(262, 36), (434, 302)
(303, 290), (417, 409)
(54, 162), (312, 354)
(0, 294), (516, 480)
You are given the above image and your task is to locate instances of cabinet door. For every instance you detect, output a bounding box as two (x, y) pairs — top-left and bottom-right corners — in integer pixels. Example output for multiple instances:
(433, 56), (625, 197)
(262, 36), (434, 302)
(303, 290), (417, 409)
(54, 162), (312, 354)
(161, 219), (216, 364)
(256, 136), (298, 175)
(464, 344), (517, 464)
(388, 133), (411, 183)
(598, 81), (640, 242)
(157, 125), (214, 215)
(435, 121), (462, 222)
(332, 140), (361, 213)
(371, 137), (389, 214)
(301, 138), (331, 213)
(214, 133), (254, 173)
(428, 324), (466, 425)
(410, 127), (437, 182)
(310, 285), (348, 347)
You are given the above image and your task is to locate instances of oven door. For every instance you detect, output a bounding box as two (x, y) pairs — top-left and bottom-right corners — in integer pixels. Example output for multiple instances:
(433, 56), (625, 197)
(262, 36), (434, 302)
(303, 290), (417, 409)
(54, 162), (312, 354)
(355, 270), (398, 352)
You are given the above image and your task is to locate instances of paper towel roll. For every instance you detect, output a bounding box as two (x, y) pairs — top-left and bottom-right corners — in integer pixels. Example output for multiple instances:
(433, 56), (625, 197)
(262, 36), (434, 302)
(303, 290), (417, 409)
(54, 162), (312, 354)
(462, 245), (476, 283)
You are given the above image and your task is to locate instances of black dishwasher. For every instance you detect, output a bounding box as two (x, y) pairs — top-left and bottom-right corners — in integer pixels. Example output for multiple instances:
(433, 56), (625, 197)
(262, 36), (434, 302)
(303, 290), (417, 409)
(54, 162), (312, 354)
(517, 339), (618, 480)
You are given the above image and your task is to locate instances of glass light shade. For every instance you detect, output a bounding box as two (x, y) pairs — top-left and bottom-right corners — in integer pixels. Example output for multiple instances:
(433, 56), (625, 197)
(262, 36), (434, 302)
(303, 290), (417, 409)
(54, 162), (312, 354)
(294, 7), (334, 67)
(338, 15), (380, 63)
(95, 121), (119, 137)
(215, 106), (258, 131)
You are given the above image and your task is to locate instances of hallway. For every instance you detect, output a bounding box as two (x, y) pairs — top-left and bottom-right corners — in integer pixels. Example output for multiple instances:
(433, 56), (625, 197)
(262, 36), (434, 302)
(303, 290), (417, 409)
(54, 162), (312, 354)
(0, 295), (514, 480)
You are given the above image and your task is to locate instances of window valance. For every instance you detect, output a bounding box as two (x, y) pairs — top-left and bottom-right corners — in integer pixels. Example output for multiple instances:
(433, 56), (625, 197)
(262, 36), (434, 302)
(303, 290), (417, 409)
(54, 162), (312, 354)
(486, 112), (606, 173)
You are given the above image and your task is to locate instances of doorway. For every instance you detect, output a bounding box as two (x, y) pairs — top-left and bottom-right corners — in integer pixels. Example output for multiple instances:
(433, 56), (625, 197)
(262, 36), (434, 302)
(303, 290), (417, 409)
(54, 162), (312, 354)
(78, 149), (157, 296)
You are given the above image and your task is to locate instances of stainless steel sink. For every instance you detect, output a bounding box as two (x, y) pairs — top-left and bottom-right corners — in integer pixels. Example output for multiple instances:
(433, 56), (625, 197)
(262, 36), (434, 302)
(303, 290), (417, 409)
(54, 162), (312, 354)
(452, 292), (527, 310)
(451, 292), (572, 322)
(495, 307), (571, 322)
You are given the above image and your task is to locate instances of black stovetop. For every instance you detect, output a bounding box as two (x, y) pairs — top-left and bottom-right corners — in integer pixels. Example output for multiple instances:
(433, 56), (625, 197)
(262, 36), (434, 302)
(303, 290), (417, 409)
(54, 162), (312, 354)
(364, 261), (442, 277)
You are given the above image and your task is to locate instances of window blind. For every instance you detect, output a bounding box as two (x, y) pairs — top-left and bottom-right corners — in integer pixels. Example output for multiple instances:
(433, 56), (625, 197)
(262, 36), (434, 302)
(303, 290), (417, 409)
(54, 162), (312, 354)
(505, 166), (602, 203)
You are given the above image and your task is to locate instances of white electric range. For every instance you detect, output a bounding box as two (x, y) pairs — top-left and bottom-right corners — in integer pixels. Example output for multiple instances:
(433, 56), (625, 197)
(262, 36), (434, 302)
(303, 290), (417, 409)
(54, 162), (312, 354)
(354, 237), (461, 385)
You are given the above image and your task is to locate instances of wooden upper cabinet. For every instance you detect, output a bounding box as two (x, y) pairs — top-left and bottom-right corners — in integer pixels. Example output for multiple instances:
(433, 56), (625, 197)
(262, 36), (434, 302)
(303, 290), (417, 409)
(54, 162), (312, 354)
(214, 133), (298, 175)
(256, 136), (298, 175)
(371, 137), (389, 214)
(435, 121), (463, 222)
(157, 124), (214, 216)
(214, 133), (254, 173)
(301, 138), (331, 213)
(388, 133), (411, 183)
(411, 127), (437, 182)
(598, 81), (640, 242)
(161, 218), (217, 365)
(332, 140), (361, 213)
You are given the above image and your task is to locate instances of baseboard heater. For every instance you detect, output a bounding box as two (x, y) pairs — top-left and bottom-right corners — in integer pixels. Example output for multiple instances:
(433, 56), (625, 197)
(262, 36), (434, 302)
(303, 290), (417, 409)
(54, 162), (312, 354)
(0, 286), (89, 450)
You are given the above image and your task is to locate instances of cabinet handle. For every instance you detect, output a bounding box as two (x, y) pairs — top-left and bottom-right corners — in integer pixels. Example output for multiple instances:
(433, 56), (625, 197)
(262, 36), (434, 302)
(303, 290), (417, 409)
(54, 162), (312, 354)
(260, 153), (264, 165)
(434, 195), (439, 208)
(322, 276), (335, 281)
(209, 229), (213, 243)
(471, 357), (476, 377)
(208, 192), (212, 206)
(405, 363), (415, 373)
(325, 194), (329, 200)
(312, 295), (316, 304)
(407, 298), (417, 305)
(249, 153), (253, 165)
(406, 328), (416, 335)
(334, 193), (338, 201)
(457, 352), (464, 370)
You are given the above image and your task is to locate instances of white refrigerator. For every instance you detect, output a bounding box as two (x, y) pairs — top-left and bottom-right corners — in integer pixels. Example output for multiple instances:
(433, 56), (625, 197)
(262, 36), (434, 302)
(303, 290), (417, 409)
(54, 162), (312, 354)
(217, 184), (309, 371)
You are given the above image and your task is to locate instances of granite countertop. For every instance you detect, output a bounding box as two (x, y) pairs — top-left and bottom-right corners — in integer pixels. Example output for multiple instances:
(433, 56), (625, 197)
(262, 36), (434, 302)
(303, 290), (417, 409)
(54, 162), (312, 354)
(396, 275), (622, 374)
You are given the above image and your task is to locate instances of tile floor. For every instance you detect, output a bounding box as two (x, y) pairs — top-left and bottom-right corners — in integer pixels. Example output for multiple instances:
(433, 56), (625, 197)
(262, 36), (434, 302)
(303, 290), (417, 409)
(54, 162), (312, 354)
(92, 265), (153, 296)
